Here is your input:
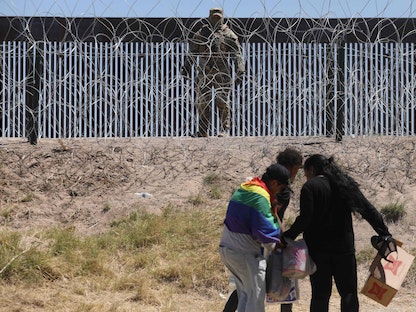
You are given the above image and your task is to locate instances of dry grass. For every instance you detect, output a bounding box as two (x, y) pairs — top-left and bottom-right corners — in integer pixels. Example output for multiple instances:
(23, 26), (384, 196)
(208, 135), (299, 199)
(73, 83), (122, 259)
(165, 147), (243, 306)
(0, 136), (415, 311)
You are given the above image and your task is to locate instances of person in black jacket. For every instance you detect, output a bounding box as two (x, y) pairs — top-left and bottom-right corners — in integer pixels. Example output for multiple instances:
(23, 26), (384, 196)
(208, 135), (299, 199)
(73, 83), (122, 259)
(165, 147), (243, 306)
(283, 154), (396, 312)
(223, 148), (302, 312)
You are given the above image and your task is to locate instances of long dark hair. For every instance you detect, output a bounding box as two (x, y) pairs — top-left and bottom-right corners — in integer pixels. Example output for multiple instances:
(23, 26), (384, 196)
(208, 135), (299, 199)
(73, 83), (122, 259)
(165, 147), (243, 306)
(304, 154), (392, 247)
(304, 154), (367, 214)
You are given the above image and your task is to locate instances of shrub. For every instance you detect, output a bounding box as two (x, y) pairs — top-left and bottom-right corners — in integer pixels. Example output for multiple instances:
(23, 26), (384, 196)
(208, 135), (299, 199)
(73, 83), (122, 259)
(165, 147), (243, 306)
(380, 202), (406, 223)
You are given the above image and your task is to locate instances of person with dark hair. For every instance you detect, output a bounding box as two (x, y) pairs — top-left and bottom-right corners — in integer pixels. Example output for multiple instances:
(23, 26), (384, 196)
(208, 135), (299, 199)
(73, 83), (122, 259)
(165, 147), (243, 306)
(223, 148), (303, 312)
(275, 148), (303, 220)
(283, 154), (396, 312)
(219, 163), (290, 312)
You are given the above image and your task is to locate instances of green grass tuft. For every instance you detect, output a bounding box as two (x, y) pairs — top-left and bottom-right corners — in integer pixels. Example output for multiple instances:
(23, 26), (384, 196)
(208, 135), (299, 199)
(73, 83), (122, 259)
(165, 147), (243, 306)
(380, 201), (406, 223)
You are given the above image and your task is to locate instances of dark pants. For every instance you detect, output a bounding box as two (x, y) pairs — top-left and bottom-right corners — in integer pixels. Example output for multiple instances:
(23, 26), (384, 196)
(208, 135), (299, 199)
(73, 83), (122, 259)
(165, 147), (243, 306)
(223, 289), (292, 312)
(309, 253), (359, 312)
(223, 290), (238, 312)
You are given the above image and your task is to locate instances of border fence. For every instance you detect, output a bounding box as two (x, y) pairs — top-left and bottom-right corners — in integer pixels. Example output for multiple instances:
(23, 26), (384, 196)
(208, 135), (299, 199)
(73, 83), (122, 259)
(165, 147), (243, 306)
(1, 17), (416, 141)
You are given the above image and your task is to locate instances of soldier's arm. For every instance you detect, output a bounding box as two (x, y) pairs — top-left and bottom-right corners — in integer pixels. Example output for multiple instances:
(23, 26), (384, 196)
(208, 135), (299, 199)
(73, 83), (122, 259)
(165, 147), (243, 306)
(226, 30), (245, 74)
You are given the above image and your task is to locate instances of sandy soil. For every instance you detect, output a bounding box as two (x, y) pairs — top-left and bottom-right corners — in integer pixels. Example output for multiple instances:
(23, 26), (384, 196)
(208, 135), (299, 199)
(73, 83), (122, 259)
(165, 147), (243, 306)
(0, 136), (415, 311)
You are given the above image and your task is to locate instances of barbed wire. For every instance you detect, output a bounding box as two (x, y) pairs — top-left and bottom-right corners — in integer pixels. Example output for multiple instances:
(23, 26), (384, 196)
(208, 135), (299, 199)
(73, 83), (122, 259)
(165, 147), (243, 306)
(1, 1), (416, 144)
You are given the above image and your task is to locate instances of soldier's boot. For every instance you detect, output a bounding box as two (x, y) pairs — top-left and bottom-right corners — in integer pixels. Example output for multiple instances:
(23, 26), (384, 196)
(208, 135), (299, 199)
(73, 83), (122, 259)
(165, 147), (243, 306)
(218, 101), (230, 137)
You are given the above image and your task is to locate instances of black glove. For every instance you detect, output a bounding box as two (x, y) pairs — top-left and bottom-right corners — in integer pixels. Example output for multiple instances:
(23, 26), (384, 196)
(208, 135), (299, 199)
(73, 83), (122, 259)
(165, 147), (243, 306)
(371, 235), (397, 263)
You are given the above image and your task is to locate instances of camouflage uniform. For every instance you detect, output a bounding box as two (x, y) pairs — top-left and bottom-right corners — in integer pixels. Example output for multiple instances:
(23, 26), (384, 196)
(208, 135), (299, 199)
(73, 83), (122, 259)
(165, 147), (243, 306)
(182, 8), (245, 137)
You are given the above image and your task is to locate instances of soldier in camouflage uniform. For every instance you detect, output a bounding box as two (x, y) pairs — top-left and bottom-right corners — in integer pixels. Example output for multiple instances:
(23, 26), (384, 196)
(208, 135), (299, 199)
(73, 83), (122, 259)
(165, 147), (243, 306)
(182, 8), (245, 137)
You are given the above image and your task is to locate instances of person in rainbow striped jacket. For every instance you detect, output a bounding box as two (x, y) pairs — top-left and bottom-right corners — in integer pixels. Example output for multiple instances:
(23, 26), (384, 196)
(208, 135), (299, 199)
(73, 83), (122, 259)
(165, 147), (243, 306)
(219, 163), (290, 312)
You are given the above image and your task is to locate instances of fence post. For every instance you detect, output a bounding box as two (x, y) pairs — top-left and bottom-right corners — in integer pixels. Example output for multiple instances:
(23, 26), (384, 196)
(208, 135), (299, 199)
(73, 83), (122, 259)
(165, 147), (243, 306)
(326, 39), (345, 142)
(325, 44), (335, 137)
(26, 42), (42, 145)
(336, 39), (345, 142)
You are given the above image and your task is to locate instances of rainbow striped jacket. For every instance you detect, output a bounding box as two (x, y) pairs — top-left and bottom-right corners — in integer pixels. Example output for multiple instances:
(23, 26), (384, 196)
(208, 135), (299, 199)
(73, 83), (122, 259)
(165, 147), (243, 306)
(224, 177), (281, 245)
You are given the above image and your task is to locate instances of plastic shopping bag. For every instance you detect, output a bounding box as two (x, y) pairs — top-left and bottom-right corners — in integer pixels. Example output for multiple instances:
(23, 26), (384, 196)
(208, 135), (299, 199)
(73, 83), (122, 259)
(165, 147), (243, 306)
(266, 250), (293, 301)
(282, 238), (316, 279)
(266, 278), (299, 304)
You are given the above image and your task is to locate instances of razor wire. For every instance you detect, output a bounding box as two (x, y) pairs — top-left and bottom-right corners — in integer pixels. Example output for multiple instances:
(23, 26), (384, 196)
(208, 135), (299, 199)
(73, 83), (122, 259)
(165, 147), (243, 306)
(1, 2), (416, 143)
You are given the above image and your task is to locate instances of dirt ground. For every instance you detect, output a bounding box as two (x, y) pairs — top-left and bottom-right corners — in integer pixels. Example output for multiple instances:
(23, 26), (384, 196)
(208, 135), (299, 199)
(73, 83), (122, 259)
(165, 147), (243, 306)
(0, 136), (415, 311)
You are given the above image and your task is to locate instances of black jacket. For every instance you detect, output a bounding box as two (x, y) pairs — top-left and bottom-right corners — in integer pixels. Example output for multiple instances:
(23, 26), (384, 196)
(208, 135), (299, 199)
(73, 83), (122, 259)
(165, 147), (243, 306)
(284, 175), (390, 256)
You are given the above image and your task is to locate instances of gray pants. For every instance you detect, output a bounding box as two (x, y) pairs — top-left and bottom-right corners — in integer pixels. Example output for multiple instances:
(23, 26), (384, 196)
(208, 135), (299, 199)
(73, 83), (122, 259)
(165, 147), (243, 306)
(219, 245), (266, 312)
